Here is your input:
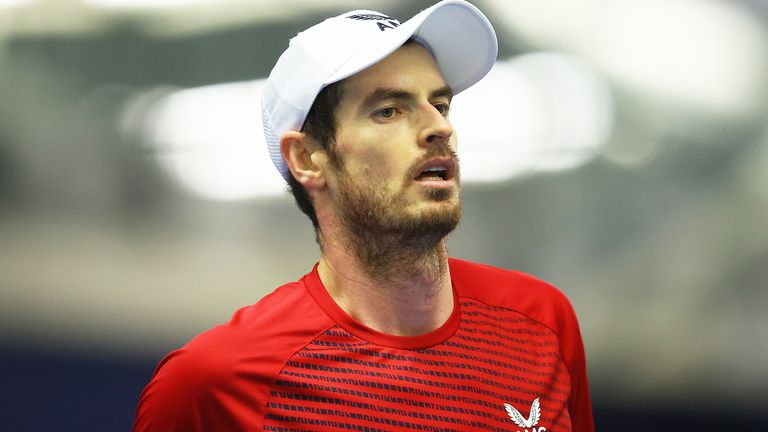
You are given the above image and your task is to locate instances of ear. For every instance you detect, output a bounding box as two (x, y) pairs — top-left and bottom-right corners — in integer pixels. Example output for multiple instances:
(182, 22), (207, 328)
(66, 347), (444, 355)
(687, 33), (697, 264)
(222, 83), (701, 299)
(280, 130), (327, 190)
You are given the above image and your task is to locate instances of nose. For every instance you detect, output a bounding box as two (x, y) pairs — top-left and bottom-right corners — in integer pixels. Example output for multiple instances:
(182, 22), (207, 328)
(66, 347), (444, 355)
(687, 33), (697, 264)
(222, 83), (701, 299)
(418, 104), (454, 148)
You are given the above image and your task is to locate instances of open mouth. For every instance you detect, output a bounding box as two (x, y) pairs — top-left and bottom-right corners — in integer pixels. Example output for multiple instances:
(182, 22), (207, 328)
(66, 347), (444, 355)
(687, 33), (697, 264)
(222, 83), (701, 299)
(416, 166), (449, 181)
(414, 159), (456, 182)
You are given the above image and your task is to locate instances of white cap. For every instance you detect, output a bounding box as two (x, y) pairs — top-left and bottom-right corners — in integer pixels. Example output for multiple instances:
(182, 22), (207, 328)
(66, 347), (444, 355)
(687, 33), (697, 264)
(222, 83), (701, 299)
(261, 0), (498, 180)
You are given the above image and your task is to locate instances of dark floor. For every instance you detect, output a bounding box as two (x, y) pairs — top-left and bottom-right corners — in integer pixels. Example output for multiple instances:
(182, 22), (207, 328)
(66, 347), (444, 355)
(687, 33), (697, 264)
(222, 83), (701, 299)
(0, 348), (765, 431)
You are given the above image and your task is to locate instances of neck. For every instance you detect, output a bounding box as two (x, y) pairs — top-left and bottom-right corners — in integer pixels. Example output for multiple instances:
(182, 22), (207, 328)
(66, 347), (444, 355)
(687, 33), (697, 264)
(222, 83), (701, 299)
(317, 229), (453, 336)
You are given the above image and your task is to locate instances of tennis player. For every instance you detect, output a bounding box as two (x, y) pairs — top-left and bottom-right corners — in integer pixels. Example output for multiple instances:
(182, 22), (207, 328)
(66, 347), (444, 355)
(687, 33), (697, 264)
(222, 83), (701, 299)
(133, 1), (594, 430)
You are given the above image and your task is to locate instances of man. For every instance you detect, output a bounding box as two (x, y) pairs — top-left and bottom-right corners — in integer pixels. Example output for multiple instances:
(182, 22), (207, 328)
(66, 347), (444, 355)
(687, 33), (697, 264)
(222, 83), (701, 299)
(133, 1), (594, 431)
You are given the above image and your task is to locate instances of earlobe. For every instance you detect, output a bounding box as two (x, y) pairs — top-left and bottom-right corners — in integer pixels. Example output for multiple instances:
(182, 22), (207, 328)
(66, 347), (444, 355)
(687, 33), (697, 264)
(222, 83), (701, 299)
(280, 131), (326, 190)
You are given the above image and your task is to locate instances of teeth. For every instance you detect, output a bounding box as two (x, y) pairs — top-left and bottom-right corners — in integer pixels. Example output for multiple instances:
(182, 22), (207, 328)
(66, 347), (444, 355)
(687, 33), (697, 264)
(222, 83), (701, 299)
(418, 165), (448, 181)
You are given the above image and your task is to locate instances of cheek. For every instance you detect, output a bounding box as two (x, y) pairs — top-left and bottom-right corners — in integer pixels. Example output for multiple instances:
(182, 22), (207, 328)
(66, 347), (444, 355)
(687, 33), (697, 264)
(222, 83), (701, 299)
(357, 151), (402, 187)
(337, 133), (412, 180)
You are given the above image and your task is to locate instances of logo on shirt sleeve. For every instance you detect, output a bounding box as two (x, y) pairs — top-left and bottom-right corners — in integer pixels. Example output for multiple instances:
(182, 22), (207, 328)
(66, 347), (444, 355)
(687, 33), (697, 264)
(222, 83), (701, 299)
(504, 397), (547, 432)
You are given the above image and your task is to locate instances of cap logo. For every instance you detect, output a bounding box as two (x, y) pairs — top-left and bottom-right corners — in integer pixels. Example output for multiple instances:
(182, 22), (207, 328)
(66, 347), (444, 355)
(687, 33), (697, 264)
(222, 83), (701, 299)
(346, 13), (401, 31)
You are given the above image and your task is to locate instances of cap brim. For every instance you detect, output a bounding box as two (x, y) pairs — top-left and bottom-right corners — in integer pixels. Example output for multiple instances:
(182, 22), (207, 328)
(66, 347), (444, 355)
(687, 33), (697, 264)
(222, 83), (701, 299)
(326, 0), (498, 94)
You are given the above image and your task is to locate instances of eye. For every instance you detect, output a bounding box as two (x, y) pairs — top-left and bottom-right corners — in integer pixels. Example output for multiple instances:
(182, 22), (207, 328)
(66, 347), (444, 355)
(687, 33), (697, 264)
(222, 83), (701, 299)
(434, 103), (450, 117)
(374, 107), (397, 120)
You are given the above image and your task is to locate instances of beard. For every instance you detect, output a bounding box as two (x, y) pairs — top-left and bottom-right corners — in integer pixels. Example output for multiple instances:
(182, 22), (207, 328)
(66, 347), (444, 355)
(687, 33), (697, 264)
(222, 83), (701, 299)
(327, 148), (462, 281)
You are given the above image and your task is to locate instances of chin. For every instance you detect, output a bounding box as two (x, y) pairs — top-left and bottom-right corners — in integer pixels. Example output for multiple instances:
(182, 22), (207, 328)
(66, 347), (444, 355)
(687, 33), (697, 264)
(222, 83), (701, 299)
(412, 200), (462, 234)
(425, 187), (454, 201)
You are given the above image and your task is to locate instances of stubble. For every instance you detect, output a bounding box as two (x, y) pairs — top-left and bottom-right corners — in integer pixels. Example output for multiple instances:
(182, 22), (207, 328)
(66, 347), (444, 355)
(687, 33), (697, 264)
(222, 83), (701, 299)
(330, 149), (462, 285)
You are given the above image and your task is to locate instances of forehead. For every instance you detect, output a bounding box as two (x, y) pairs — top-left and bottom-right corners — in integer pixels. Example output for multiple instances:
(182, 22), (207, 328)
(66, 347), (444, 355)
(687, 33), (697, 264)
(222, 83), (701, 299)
(337, 43), (448, 106)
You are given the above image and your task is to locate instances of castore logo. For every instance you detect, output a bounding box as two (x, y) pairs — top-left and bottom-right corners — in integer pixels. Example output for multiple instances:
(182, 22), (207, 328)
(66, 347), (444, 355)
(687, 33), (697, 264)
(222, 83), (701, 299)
(504, 397), (547, 432)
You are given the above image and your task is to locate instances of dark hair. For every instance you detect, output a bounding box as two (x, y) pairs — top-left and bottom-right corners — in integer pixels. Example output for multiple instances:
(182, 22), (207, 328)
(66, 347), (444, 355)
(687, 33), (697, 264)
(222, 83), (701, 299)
(287, 80), (344, 231)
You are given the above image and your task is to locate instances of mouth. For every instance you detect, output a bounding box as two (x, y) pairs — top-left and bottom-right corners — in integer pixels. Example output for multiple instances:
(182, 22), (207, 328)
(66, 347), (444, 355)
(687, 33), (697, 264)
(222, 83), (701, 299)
(414, 158), (456, 183)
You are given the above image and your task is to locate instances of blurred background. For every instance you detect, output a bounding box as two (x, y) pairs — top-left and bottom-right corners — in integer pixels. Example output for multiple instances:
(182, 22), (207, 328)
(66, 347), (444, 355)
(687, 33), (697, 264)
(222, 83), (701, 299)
(1, 0), (767, 430)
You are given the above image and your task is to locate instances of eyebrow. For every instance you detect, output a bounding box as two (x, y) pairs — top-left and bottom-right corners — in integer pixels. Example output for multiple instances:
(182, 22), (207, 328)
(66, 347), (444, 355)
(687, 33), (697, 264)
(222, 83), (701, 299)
(359, 85), (454, 113)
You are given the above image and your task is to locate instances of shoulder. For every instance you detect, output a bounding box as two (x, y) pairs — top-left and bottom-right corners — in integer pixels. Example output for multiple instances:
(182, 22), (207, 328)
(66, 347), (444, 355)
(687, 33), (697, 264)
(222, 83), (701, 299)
(449, 259), (594, 428)
(158, 277), (333, 385)
(448, 257), (578, 335)
(133, 274), (334, 430)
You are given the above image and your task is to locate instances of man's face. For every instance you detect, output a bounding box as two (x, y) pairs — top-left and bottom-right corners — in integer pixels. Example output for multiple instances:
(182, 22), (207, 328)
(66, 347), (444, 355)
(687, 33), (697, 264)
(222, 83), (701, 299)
(325, 42), (462, 238)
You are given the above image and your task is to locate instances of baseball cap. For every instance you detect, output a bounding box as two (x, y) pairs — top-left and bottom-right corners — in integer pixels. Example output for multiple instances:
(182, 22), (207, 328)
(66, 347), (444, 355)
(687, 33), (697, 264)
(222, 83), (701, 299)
(261, 0), (498, 180)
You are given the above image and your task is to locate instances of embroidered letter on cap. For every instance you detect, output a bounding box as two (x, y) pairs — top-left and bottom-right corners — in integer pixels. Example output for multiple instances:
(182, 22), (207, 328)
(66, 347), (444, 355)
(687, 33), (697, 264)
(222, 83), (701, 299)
(346, 13), (401, 31)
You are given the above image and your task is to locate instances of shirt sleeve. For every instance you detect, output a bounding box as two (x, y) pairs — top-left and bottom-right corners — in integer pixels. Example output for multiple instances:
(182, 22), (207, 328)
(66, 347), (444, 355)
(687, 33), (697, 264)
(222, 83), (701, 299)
(560, 297), (595, 432)
(132, 277), (334, 432)
(132, 339), (258, 432)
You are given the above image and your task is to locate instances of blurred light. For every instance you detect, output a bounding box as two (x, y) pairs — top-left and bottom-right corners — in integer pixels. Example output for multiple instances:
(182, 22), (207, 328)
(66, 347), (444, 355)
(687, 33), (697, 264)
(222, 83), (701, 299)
(453, 53), (613, 182)
(587, 0), (768, 121)
(127, 54), (613, 201)
(127, 80), (286, 201)
(81, 0), (218, 9)
(485, 0), (768, 122)
(79, 0), (385, 13)
(73, 0), (390, 37)
(0, 0), (36, 7)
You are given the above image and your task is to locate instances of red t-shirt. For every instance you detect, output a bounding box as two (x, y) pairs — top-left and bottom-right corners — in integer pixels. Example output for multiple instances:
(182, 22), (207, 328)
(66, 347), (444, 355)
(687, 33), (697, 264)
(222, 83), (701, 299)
(133, 258), (594, 431)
